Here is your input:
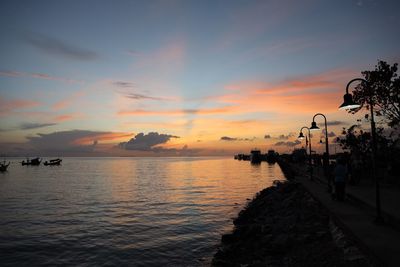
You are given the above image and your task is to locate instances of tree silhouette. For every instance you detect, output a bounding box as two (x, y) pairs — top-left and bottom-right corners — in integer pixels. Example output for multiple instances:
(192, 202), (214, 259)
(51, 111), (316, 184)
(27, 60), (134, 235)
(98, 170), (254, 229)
(351, 60), (400, 127)
(339, 124), (400, 178)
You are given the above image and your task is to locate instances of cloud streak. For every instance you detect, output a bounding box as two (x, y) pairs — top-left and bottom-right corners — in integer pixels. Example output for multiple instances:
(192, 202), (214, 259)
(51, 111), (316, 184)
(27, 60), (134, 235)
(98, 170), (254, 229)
(274, 140), (301, 147)
(318, 120), (346, 127)
(321, 129), (337, 138)
(19, 122), (57, 130)
(22, 31), (99, 61)
(220, 136), (255, 141)
(0, 70), (83, 84)
(112, 81), (175, 101)
(118, 107), (236, 116)
(121, 92), (171, 101)
(278, 134), (294, 140)
(0, 122), (58, 132)
(113, 81), (136, 88)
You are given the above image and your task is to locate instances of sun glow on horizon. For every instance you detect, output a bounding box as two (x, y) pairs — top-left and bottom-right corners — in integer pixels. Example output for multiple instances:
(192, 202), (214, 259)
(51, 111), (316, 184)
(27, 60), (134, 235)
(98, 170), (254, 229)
(1, 0), (399, 156)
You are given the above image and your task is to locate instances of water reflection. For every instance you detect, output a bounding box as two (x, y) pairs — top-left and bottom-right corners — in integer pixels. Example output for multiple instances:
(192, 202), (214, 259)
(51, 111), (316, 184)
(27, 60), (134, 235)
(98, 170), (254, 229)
(0, 157), (285, 266)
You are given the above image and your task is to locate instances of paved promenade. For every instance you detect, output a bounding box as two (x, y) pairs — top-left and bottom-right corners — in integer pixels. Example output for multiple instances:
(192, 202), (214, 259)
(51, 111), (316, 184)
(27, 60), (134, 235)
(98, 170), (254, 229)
(291, 163), (400, 267)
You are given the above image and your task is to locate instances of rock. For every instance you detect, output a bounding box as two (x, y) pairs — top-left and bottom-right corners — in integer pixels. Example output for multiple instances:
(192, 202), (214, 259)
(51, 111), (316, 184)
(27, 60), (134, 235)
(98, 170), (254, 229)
(212, 181), (370, 267)
(270, 234), (289, 248)
(221, 233), (236, 244)
(344, 246), (365, 261)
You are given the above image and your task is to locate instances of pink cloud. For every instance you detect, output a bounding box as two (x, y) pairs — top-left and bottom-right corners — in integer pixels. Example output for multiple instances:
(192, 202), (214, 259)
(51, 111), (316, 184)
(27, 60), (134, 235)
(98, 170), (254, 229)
(53, 90), (85, 110)
(73, 132), (133, 145)
(53, 113), (83, 122)
(0, 96), (40, 116)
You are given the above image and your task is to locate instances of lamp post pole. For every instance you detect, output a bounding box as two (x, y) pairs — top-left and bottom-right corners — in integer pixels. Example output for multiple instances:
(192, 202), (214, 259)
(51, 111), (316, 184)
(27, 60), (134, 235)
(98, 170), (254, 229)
(299, 126), (313, 180)
(342, 78), (382, 223)
(310, 113), (330, 189)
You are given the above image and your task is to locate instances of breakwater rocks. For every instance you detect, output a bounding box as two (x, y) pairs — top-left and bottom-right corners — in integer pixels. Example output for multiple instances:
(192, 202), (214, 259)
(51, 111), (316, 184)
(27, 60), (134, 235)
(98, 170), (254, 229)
(212, 181), (370, 266)
(277, 158), (297, 180)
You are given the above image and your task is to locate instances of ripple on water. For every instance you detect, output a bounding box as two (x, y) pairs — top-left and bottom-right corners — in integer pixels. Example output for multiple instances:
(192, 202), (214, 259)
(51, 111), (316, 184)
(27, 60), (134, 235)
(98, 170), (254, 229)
(0, 157), (285, 266)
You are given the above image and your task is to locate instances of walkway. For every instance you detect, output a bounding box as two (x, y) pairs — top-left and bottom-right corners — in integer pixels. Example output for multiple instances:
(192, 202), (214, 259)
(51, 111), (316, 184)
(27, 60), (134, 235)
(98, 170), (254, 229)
(291, 163), (400, 267)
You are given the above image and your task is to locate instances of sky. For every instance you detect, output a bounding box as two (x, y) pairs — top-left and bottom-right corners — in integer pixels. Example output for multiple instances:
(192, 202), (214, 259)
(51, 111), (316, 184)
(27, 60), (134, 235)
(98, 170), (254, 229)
(0, 0), (399, 156)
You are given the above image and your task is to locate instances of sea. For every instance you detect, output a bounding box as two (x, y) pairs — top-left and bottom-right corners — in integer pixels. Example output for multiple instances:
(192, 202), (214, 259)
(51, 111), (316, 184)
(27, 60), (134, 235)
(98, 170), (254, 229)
(0, 157), (285, 266)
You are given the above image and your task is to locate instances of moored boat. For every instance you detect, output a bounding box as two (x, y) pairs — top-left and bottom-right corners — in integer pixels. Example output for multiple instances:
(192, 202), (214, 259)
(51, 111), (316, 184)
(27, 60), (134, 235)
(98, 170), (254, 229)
(242, 154), (250, 161)
(0, 161), (10, 172)
(250, 149), (262, 164)
(22, 157), (42, 166)
(266, 150), (278, 163)
(44, 158), (62, 166)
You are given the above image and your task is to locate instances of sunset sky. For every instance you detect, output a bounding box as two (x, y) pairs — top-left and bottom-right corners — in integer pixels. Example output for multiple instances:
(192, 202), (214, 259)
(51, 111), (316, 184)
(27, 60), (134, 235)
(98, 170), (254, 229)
(0, 0), (399, 156)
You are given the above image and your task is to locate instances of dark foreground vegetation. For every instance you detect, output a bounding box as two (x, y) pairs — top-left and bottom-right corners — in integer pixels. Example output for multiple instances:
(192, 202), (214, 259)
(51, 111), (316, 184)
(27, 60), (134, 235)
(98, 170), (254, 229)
(212, 181), (371, 266)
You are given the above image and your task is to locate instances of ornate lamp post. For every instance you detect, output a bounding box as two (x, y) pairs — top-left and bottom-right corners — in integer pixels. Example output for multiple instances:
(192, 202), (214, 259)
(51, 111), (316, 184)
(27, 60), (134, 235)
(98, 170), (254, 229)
(339, 78), (383, 223)
(298, 126), (313, 180)
(310, 113), (330, 189)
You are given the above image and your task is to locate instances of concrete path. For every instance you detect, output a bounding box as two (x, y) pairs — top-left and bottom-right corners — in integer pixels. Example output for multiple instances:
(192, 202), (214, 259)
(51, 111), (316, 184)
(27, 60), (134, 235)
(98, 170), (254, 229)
(303, 164), (400, 228)
(292, 164), (400, 267)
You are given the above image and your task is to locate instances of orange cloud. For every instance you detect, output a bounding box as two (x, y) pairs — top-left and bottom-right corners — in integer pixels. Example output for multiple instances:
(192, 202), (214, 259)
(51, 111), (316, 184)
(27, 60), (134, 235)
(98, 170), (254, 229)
(227, 69), (351, 94)
(218, 68), (358, 114)
(53, 113), (83, 122)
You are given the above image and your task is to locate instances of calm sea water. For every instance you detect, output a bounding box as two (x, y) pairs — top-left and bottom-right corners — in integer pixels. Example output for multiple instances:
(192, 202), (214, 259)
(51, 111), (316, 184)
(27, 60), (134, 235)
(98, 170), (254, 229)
(0, 157), (285, 266)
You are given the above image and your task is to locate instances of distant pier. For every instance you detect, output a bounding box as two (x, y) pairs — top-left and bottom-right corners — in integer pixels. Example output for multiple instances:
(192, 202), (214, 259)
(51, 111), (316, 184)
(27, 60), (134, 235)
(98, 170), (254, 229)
(234, 149), (278, 164)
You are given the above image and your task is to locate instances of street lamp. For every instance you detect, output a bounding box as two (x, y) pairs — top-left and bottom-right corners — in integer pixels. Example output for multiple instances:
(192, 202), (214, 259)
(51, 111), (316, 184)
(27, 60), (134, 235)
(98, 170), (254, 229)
(310, 113), (330, 189)
(298, 126), (313, 180)
(339, 79), (361, 110)
(339, 78), (383, 223)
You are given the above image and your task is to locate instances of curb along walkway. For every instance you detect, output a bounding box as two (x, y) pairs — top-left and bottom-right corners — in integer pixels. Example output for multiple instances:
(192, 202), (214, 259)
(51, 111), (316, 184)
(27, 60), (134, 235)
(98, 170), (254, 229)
(292, 164), (400, 267)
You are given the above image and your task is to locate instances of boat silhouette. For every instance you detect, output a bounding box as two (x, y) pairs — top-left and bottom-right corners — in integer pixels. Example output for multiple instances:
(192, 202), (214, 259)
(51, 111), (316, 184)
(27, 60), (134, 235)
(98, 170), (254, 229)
(21, 157), (42, 166)
(0, 161), (10, 172)
(250, 149), (262, 164)
(44, 158), (62, 166)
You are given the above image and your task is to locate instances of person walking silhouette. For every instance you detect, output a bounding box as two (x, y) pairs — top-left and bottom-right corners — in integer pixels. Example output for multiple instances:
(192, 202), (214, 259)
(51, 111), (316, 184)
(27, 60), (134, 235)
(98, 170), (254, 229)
(334, 157), (348, 201)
